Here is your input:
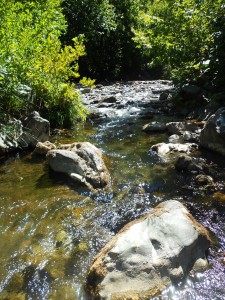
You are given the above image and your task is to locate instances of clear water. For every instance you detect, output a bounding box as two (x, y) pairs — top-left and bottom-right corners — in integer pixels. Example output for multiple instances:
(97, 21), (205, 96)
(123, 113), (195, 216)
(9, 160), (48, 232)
(0, 116), (225, 300)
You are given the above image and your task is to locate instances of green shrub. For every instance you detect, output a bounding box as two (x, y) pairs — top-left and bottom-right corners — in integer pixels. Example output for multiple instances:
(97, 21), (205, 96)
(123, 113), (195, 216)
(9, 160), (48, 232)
(0, 0), (89, 127)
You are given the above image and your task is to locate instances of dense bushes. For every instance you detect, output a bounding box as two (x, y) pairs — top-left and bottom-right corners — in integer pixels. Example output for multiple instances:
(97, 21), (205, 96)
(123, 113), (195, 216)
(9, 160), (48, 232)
(0, 0), (91, 127)
(62, 0), (148, 80)
(133, 0), (225, 89)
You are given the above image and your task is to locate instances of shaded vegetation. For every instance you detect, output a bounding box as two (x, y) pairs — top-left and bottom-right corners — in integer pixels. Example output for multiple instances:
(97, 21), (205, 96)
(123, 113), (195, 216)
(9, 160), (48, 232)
(62, 0), (149, 80)
(0, 0), (224, 127)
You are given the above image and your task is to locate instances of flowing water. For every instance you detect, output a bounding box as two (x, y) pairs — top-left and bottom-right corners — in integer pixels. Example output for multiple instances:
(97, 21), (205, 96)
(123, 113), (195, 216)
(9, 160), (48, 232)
(0, 82), (225, 300)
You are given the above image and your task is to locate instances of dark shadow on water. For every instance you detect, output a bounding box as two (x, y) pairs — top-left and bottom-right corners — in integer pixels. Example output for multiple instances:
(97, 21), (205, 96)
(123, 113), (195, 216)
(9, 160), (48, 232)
(35, 167), (91, 195)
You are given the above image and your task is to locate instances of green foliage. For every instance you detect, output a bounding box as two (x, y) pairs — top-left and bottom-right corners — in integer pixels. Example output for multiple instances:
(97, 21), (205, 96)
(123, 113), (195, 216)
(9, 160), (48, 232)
(62, 0), (148, 80)
(0, 0), (88, 127)
(133, 0), (225, 86)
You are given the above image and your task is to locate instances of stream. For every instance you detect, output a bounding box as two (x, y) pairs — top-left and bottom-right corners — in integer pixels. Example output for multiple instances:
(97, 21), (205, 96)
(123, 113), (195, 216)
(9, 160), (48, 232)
(0, 81), (225, 300)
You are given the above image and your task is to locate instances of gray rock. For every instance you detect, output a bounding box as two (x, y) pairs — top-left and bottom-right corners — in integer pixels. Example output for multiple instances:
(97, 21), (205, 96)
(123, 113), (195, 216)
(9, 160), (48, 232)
(166, 122), (199, 135)
(86, 200), (211, 299)
(200, 107), (225, 156)
(80, 87), (92, 94)
(142, 121), (166, 133)
(168, 134), (182, 143)
(175, 155), (203, 173)
(19, 111), (50, 148)
(33, 141), (56, 156)
(151, 143), (198, 157)
(183, 131), (200, 143)
(0, 118), (23, 155)
(102, 96), (117, 104)
(46, 142), (110, 189)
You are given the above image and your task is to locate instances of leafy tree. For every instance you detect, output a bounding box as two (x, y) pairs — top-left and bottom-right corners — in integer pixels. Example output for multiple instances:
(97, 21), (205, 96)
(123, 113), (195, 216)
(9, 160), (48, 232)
(0, 0), (90, 127)
(133, 0), (225, 87)
(62, 0), (148, 80)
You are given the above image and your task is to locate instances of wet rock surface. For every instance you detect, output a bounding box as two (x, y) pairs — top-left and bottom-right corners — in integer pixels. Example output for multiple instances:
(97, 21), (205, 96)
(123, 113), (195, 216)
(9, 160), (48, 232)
(151, 142), (198, 158)
(47, 142), (110, 189)
(86, 200), (211, 300)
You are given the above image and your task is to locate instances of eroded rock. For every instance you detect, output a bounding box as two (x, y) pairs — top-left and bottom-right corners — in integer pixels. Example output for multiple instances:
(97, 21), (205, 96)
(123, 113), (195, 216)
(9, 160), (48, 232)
(33, 141), (56, 156)
(46, 142), (110, 189)
(86, 200), (211, 299)
(0, 118), (23, 155)
(19, 111), (50, 148)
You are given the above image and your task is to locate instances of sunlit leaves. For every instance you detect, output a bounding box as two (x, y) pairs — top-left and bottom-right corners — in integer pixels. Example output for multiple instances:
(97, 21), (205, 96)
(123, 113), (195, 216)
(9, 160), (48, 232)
(0, 0), (87, 127)
(133, 0), (224, 83)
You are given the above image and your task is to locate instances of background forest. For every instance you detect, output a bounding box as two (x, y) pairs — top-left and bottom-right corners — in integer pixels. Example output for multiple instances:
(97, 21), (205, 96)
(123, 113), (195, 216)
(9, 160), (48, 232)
(0, 0), (224, 127)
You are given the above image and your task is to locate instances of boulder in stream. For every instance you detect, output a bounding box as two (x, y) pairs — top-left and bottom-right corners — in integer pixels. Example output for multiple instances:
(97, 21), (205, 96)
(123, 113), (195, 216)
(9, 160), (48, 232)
(151, 142), (198, 157)
(86, 200), (211, 299)
(46, 142), (110, 189)
(200, 107), (225, 156)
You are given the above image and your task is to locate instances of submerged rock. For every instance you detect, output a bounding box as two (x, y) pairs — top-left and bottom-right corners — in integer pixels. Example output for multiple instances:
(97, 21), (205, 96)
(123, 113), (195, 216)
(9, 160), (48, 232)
(200, 107), (225, 156)
(46, 142), (110, 189)
(142, 121), (166, 133)
(86, 200), (211, 299)
(175, 155), (203, 173)
(194, 174), (214, 186)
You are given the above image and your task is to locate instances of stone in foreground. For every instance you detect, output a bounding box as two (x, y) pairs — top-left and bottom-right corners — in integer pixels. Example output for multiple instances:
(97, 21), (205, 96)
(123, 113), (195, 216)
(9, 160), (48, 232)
(86, 200), (211, 299)
(46, 142), (110, 189)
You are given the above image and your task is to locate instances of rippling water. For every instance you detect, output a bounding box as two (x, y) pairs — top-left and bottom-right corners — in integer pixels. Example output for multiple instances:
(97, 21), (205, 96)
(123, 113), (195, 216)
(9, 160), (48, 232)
(0, 115), (225, 299)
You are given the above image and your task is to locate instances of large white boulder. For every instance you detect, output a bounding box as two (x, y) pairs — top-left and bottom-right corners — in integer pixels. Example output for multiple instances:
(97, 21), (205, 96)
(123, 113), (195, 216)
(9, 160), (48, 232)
(86, 200), (211, 299)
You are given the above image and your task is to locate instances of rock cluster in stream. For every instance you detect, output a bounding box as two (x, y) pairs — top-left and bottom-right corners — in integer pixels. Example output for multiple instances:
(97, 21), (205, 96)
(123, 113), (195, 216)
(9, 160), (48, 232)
(80, 80), (174, 121)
